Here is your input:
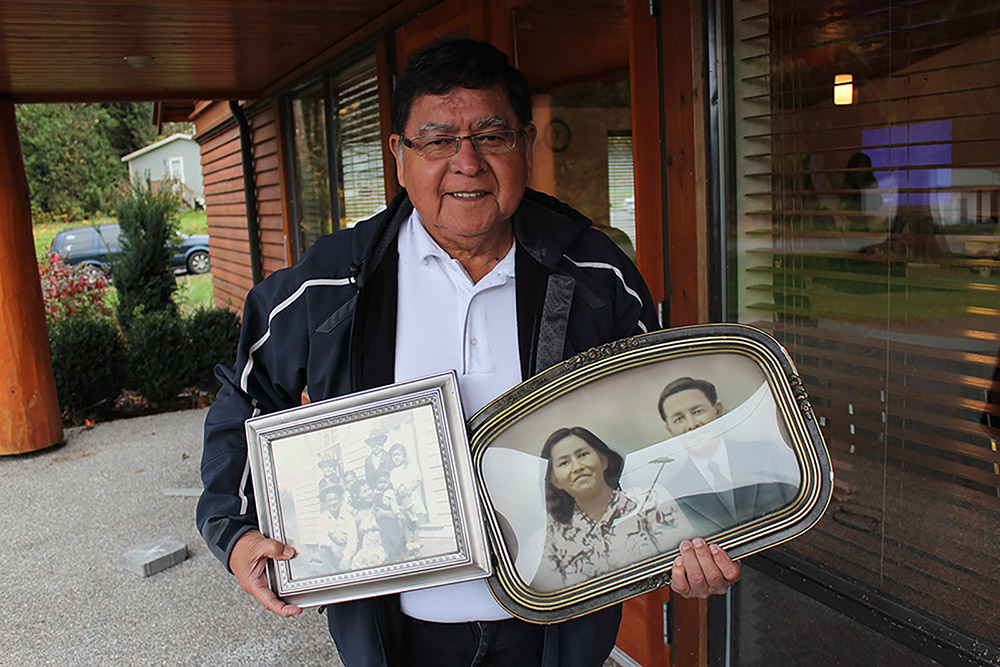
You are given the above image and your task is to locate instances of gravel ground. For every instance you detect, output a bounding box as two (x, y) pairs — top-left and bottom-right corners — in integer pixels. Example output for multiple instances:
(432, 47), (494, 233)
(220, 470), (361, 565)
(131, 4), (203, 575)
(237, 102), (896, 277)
(0, 408), (341, 667)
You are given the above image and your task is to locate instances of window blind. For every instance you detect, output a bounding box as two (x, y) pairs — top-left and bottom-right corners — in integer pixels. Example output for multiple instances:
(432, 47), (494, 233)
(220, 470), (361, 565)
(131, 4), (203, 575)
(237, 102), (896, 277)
(607, 132), (637, 247)
(333, 55), (386, 228)
(728, 0), (1000, 643)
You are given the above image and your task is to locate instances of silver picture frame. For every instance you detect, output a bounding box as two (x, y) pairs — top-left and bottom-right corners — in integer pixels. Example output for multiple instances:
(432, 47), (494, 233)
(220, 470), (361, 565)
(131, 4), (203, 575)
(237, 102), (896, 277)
(468, 324), (833, 622)
(245, 371), (491, 608)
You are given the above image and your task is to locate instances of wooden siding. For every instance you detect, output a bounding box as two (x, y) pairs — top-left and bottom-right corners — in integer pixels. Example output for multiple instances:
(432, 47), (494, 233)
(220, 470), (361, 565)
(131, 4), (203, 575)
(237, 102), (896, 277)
(197, 101), (287, 314)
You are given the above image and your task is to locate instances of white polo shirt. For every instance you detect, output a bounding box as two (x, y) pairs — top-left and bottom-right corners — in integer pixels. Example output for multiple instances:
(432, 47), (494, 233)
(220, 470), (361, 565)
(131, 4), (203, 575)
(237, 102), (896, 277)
(394, 209), (520, 622)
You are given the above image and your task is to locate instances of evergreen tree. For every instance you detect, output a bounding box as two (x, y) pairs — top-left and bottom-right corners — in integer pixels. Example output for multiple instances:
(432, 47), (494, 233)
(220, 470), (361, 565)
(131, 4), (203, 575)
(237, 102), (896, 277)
(16, 102), (161, 219)
(112, 182), (179, 332)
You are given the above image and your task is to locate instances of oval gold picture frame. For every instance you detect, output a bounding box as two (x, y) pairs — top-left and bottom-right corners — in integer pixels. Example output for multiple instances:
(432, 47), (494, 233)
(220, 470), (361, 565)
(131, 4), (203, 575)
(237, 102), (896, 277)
(468, 324), (833, 622)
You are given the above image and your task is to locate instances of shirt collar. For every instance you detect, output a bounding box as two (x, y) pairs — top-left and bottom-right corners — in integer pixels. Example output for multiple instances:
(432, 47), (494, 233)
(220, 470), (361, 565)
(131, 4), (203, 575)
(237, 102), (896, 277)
(404, 208), (516, 281)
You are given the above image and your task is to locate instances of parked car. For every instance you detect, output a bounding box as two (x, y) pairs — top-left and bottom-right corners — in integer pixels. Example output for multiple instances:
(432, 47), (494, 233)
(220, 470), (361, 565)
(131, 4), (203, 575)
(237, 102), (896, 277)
(49, 224), (211, 275)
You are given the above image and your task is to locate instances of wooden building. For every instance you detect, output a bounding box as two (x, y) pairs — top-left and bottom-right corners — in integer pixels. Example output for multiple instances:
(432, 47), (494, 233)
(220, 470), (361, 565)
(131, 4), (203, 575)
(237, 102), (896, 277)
(1, 0), (997, 664)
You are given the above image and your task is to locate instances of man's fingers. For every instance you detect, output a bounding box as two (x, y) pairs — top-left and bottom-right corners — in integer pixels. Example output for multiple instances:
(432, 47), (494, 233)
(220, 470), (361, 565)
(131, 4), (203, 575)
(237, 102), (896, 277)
(670, 539), (741, 598)
(230, 531), (302, 617)
(690, 538), (728, 594)
(248, 577), (302, 617)
(710, 543), (742, 585)
(670, 551), (692, 597)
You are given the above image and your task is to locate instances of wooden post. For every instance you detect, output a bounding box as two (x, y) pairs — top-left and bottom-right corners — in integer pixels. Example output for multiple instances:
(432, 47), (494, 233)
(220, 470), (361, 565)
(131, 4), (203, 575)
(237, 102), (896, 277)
(0, 100), (64, 454)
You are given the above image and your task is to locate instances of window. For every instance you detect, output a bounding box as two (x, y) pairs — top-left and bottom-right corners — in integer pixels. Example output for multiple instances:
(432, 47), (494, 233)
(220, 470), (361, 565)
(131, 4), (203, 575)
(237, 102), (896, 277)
(289, 81), (332, 253)
(333, 57), (387, 228)
(723, 0), (1000, 654)
(286, 53), (386, 258)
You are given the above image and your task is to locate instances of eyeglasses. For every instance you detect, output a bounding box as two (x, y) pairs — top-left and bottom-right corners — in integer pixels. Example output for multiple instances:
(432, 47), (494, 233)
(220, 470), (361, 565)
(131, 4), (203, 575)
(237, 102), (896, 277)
(399, 128), (523, 159)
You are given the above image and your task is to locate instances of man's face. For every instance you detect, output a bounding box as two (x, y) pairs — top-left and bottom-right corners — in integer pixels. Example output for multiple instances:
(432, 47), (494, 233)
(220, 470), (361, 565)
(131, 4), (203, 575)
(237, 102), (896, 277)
(322, 491), (343, 513)
(661, 388), (723, 436)
(389, 86), (535, 251)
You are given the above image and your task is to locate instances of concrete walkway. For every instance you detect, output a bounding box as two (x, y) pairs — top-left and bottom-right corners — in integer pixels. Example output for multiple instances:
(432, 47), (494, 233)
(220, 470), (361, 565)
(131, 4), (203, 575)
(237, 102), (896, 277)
(0, 408), (341, 667)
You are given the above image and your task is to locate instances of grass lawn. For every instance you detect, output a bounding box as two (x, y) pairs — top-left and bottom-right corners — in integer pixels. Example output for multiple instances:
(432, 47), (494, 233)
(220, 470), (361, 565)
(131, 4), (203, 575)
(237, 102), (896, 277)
(33, 209), (213, 312)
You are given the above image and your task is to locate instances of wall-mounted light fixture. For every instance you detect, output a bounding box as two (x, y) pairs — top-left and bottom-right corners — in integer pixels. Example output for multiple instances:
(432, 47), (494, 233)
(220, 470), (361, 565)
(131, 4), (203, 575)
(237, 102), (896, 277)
(124, 55), (154, 69)
(834, 74), (854, 105)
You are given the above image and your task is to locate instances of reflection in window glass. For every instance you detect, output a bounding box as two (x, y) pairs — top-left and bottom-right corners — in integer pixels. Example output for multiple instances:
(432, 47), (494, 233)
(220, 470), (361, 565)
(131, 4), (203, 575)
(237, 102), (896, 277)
(289, 82), (332, 252)
(725, 0), (1000, 649)
(734, 563), (941, 666)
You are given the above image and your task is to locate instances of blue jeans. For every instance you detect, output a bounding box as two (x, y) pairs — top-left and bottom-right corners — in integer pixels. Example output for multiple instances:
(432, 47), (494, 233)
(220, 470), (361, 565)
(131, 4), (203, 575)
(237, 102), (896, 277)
(400, 615), (545, 667)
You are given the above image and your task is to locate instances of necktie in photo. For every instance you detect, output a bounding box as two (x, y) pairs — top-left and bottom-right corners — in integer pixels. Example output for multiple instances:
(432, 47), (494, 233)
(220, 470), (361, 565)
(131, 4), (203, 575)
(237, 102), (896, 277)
(708, 460), (737, 517)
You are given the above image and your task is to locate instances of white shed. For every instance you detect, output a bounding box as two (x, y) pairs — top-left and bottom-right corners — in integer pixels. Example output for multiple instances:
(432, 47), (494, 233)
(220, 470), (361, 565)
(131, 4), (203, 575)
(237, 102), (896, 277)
(121, 133), (204, 208)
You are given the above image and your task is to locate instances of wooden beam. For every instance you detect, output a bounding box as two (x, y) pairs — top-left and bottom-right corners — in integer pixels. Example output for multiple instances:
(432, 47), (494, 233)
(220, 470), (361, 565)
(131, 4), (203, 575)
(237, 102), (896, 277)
(628, 0), (666, 307)
(672, 596), (709, 667)
(661, 0), (708, 326)
(0, 100), (64, 454)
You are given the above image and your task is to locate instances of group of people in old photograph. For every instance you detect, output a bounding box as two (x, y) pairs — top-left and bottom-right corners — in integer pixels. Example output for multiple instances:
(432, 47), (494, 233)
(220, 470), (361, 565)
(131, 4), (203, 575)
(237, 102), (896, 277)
(292, 427), (430, 579)
(526, 374), (802, 592)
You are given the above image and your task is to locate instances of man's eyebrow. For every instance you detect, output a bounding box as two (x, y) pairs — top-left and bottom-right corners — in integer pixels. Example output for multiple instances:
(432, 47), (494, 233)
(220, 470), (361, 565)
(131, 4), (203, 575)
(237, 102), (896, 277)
(416, 117), (510, 134)
(474, 116), (509, 130)
(417, 121), (458, 134)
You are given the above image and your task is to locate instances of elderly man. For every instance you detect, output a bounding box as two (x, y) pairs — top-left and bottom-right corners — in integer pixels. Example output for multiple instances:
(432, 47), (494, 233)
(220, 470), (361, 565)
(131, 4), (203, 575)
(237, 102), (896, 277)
(197, 38), (739, 667)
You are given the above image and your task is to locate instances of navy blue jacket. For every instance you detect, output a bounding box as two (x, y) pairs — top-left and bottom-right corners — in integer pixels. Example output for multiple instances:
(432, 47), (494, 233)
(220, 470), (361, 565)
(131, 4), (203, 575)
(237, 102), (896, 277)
(197, 189), (660, 666)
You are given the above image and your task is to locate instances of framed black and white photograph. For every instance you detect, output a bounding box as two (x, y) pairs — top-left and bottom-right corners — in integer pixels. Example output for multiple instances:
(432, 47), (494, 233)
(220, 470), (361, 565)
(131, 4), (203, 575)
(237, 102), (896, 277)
(245, 371), (491, 608)
(468, 324), (832, 622)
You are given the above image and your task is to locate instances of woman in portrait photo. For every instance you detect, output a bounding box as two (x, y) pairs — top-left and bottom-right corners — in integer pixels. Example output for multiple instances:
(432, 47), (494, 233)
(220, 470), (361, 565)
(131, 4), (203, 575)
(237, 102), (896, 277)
(531, 427), (681, 592)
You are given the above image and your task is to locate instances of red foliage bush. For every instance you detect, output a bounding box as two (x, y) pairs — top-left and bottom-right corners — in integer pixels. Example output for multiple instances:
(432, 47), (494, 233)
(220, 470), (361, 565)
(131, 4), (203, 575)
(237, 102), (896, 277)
(38, 254), (114, 323)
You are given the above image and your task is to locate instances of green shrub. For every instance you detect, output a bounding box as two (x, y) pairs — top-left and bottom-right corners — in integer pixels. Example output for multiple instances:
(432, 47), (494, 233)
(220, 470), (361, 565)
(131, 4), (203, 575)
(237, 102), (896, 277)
(113, 182), (180, 331)
(126, 309), (188, 404)
(185, 307), (242, 392)
(48, 315), (125, 422)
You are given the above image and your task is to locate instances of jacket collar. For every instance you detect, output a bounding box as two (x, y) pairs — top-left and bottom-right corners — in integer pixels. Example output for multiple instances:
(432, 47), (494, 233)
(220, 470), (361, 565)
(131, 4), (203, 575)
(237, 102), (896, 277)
(355, 188), (590, 286)
(513, 189), (592, 267)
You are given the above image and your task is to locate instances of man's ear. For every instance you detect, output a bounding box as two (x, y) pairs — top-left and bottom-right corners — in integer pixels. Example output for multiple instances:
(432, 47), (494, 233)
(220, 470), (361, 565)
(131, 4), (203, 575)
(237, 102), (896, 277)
(389, 134), (406, 188)
(522, 123), (537, 172)
(714, 402), (724, 418)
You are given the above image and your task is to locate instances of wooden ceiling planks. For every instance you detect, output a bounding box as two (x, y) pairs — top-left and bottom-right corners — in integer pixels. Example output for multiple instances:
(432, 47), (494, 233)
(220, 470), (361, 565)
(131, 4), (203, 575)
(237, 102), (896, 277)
(0, 0), (400, 102)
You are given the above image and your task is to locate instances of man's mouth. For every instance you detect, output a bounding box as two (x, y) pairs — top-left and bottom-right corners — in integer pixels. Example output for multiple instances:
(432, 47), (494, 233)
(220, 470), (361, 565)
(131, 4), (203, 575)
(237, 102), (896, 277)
(449, 191), (488, 200)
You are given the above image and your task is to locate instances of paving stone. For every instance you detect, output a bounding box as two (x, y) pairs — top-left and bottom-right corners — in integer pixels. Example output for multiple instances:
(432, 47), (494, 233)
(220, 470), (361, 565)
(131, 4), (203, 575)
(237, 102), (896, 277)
(161, 487), (202, 497)
(122, 538), (188, 577)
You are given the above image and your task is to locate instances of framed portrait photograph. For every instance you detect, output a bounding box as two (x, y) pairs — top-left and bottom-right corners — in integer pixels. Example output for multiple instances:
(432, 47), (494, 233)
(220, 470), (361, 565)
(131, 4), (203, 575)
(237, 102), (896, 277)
(468, 324), (832, 622)
(245, 371), (491, 608)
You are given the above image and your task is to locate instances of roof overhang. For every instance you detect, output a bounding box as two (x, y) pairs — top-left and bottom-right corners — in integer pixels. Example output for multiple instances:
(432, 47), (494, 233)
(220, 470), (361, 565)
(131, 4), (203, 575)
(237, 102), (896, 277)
(0, 0), (411, 110)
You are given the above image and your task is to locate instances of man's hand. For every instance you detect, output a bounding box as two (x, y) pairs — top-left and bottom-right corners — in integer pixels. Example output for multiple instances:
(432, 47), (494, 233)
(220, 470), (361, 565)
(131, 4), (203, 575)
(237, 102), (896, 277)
(670, 538), (741, 598)
(229, 530), (302, 617)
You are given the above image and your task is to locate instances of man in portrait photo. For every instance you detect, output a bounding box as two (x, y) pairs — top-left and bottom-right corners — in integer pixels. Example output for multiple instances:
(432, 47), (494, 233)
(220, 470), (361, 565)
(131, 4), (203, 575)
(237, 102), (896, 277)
(316, 484), (358, 571)
(657, 376), (800, 536)
(363, 426), (393, 486)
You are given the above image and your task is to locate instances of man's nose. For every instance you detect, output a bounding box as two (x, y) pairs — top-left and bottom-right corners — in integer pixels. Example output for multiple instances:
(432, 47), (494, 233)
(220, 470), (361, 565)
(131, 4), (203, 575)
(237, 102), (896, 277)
(450, 136), (487, 174)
